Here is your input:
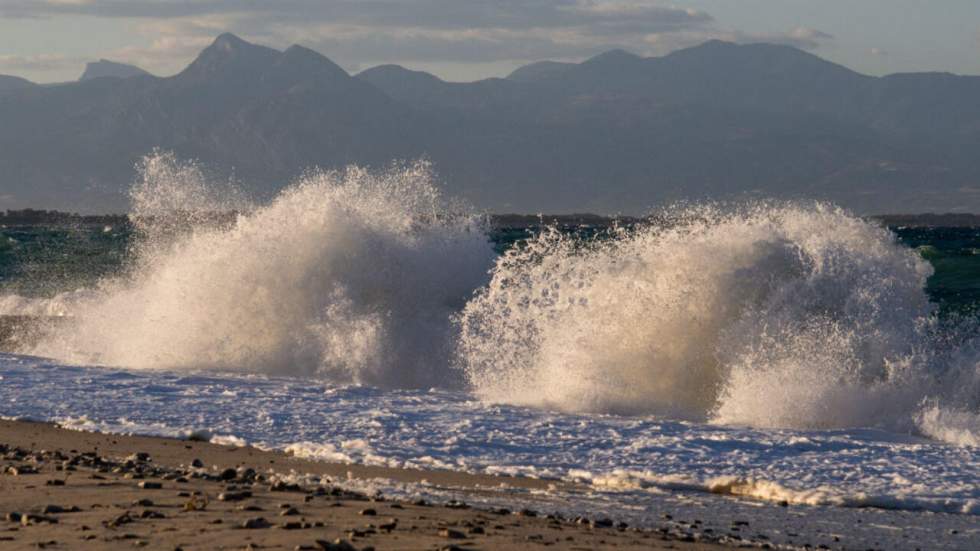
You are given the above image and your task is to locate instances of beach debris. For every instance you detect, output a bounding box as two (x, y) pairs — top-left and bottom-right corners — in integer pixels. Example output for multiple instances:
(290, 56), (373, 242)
(314, 539), (357, 551)
(103, 511), (133, 528)
(21, 513), (58, 526)
(438, 528), (465, 539)
(127, 452), (151, 463)
(591, 517), (613, 528)
(241, 517), (270, 529)
(182, 495), (208, 511)
(218, 490), (252, 502)
(270, 481), (303, 492)
(40, 504), (78, 514)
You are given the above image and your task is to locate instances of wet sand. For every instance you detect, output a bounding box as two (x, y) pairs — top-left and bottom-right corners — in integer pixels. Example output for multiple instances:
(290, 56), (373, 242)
(1, 420), (725, 550)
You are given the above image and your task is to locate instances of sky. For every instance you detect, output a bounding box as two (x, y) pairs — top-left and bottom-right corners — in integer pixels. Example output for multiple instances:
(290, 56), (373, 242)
(0, 0), (978, 83)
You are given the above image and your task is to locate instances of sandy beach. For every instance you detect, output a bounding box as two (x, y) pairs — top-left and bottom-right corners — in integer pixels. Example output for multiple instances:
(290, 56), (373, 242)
(1, 419), (727, 550)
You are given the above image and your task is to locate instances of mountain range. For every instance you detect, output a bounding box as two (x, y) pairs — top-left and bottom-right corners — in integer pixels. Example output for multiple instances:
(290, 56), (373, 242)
(1, 33), (979, 214)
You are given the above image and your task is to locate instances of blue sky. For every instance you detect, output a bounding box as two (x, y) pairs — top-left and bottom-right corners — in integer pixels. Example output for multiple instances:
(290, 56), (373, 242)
(1, 0), (977, 82)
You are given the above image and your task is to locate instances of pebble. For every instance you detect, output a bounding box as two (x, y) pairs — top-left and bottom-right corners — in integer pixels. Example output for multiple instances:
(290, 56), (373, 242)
(439, 528), (465, 539)
(218, 490), (253, 502)
(314, 539), (357, 551)
(21, 513), (58, 526)
(241, 517), (270, 529)
(40, 505), (68, 514)
(127, 452), (150, 463)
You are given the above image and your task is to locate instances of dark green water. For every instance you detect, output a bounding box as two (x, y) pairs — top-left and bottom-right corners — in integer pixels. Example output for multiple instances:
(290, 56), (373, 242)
(0, 224), (129, 297)
(4, 223), (980, 314)
(892, 227), (980, 314)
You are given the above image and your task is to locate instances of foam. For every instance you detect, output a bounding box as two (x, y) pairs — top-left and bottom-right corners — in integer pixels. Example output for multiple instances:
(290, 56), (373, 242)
(31, 152), (494, 388)
(458, 203), (980, 443)
(14, 153), (980, 445)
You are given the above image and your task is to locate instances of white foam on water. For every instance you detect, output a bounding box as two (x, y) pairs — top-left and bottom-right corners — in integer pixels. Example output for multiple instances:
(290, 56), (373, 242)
(29, 152), (495, 389)
(1, 353), (977, 522)
(3, 154), (980, 549)
(0, 290), (94, 317)
(5, 159), (979, 446)
(457, 203), (980, 445)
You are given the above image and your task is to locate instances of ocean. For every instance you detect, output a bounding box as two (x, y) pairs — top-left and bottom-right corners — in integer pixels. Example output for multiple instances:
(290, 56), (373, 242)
(1, 154), (978, 549)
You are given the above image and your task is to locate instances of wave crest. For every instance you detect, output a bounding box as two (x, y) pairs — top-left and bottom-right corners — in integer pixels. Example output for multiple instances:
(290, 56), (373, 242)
(457, 203), (979, 442)
(32, 153), (494, 388)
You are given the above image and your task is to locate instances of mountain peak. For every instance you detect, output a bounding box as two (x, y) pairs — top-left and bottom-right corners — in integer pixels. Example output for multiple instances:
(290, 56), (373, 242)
(180, 33), (281, 80)
(584, 49), (643, 65)
(79, 59), (150, 81)
(358, 64), (442, 84)
(212, 32), (249, 52)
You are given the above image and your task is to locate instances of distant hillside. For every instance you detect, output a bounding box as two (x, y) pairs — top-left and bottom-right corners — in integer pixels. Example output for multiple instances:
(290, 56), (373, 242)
(2, 33), (980, 214)
(0, 74), (35, 93)
(79, 59), (151, 81)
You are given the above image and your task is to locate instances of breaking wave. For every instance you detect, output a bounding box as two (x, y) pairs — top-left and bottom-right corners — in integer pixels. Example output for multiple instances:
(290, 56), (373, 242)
(14, 153), (980, 445)
(30, 152), (495, 388)
(457, 203), (980, 444)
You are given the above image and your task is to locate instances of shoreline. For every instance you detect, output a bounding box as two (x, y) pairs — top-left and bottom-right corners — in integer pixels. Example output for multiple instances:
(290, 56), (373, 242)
(1, 419), (726, 550)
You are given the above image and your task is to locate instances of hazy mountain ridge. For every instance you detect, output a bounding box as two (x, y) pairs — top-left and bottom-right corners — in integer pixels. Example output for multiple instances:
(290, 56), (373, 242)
(2, 33), (980, 213)
(79, 59), (151, 81)
(0, 74), (36, 94)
